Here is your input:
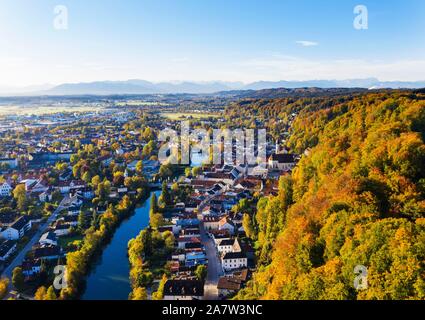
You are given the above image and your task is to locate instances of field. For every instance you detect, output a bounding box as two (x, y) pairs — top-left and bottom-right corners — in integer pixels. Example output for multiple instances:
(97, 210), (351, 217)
(160, 112), (220, 120)
(0, 105), (104, 116)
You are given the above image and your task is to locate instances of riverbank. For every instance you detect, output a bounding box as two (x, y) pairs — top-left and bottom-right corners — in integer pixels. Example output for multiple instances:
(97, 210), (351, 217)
(82, 190), (161, 300)
(59, 187), (153, 300)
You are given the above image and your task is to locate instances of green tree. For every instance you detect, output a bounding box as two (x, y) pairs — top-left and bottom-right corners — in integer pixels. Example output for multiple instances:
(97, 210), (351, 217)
(78, 211), (88, 231)
(159, 181), (171, 208)
(242, 213), (256, 240)
(135, 160), (144, 174)
(195, 265), (207, 282)
(12, 267), (25, 292)
(152, 274), (167, 300)
(150, 193), (159, 216)
(34, 286), (47, 300)
(0, 278), (9, 300)
(82, 171), (91, 184)
(13, 184), (27, 211)
(131, 287), (147, 300)
(45, 286), (57, 300)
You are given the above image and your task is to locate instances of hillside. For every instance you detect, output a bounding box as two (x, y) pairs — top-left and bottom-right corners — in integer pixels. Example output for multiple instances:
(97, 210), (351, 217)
(234, 91), (425, 300)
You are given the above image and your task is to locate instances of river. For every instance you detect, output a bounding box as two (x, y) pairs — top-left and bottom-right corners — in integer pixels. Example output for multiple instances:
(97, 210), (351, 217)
(81, 190), (161, 300)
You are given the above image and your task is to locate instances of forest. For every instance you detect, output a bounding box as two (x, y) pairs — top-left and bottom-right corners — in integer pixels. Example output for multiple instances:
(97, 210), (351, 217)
(234, 90), (425, 300)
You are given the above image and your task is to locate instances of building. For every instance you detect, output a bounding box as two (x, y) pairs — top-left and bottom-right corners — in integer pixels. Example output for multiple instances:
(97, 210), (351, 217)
(268, 153), (296, 171)
(1, 216), (32, 240)
(22, 259), (42, 277)
(0, 182), (12, 197)
(33, 245), (62, 260)
(39, 231), (58, 246)
(222, 252), (248, 272)
(39, 189), (53, 202)
(163, 280), (204, 300)
(29, 152), (73, 167)
(217, 269), (250, 297)
(203, 215), (220, 231)
(218, 217), (235, 235)
(217, 276), (243, 297)
(217, 238), (242, 256)
(53, 223), (72, 237)
(0, 240), (17, 261)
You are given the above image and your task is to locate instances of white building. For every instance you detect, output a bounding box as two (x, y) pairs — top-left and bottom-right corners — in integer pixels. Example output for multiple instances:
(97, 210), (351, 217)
(39, 232), (58, 246)
(222, 252), (247, 272)
(268, 153), (296, 171)
(0, 182), (12, 197)
(1, 216), (32, 240)
(217, 238), (242, 256)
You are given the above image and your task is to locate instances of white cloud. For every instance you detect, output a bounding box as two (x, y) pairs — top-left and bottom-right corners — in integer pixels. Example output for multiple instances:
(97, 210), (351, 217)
(296, 40), (319, 47)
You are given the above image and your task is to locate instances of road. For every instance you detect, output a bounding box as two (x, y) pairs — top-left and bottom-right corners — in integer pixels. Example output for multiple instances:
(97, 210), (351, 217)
(200, 220), (222, 300)
(1, 196), (68, 298)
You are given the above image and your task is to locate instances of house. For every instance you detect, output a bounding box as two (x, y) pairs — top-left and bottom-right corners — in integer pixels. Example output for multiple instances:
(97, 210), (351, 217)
(185, 252), (207, 267)
(39, 189), (53, 202)
(28, 179), (48, 194)
(39, 231), (58, 246)
(163, 280), (204, 300)
(217, 276), (243, 297)
(0, 182), (13, 197)
(222, 252), (248, 272)
(211, 231), (231, 246)
(62, 215), (79, 227)
(268, 153), (296, 171)
(53, 223), (72, 237)
(219, 217), (235, 235)
(22, 259), (42, 277)
(0, 240), (17, 261)
(56, 180), (86, 194)
(68, 204), (82, 216)
(217, 238), (241, 256)
(203, 215), (220, 231)
(1, 216), (32, 240)
(217, 269), (250, 297)
(77, 187), (94, 200)
(33, 245), (62, 260)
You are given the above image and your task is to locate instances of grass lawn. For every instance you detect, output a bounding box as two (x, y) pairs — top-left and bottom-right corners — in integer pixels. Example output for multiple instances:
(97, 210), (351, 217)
(57, 234), (84, 249)
(161, 112), (220, 120)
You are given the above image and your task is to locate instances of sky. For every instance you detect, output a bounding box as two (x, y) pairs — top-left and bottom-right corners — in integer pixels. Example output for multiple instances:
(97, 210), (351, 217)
(0, 0), (424, 87)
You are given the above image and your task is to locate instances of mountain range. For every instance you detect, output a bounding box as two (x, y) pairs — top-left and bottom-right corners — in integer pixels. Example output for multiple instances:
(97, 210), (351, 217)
(1, 78), (425, 96)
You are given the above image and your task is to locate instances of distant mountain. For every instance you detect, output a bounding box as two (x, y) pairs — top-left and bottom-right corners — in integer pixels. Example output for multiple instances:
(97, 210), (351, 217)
(43, 80), (240, 95)
(243, 78), (425, 90)
(3, 79), (425, 96)
(0, 83), (54, 96)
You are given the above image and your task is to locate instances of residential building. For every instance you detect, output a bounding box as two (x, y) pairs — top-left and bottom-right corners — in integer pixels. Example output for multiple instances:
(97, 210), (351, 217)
(163, 280), (204, 300)
(222, 252), (248, 272)
(1, 216), (32, 240)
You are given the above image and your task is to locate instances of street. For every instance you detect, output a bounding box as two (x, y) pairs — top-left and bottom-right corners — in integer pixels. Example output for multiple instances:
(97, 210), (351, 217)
(200, 220), (222, 300)
(1, 196), (68, 298)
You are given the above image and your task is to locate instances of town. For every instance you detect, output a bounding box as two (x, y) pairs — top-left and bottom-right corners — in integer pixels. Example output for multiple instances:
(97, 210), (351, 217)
(0, 95), (299, 300)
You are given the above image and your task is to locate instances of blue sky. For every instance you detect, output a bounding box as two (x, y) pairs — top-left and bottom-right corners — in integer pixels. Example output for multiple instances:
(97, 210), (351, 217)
(0, 0), (424, 86)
